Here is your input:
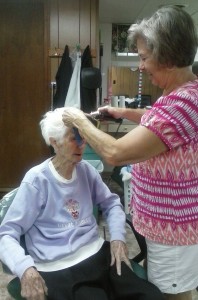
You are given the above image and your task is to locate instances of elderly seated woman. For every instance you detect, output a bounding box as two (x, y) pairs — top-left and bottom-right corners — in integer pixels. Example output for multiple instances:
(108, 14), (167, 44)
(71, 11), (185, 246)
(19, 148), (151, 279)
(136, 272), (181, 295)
(0, 108), (164, 300)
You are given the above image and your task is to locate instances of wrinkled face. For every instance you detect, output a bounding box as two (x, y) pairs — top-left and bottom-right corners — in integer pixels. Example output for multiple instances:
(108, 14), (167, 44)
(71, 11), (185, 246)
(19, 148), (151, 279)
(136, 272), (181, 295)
(137, 38), (168, 89)
(56, 129), (86, 164)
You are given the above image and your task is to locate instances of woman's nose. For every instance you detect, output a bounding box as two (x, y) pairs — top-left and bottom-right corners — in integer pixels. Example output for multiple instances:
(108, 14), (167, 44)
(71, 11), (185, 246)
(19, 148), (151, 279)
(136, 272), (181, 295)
(139, 61), (145, 71)
(78, 139), (86, 148)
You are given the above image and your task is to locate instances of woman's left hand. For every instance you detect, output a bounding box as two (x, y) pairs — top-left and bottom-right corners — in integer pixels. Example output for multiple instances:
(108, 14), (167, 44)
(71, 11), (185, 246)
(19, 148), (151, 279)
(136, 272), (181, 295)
(62, 107), (87, 128)
(110, 240), (132, 275)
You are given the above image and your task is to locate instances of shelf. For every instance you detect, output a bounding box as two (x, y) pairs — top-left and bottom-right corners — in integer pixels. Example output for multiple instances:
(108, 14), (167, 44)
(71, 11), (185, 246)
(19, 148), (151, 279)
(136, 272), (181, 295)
(48, 47), (97, 58)
(116, 52), (138, 57)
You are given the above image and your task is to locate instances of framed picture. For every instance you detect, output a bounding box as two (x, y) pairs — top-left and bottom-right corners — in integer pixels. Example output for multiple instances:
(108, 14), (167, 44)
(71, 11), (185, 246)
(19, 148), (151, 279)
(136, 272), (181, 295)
(112, 23), (131, 53)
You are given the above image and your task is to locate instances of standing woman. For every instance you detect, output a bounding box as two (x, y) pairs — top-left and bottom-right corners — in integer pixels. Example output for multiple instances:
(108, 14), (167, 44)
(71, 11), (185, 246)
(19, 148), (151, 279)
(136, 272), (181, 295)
(63, 6), (198, 300)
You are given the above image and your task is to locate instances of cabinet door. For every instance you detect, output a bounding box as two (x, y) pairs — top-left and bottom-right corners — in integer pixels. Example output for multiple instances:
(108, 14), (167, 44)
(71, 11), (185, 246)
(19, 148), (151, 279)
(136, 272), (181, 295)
(0, 0), (50, 189)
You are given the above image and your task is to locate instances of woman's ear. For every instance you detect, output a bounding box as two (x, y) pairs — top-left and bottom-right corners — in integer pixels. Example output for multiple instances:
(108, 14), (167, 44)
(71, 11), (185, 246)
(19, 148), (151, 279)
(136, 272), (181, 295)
(49, 137), (57, 152)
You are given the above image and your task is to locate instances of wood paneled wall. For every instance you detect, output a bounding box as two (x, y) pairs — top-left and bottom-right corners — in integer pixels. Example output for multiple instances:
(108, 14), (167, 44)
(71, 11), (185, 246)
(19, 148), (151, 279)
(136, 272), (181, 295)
(109, 67), (162, 103)
(0, 0), (51, 190)
(0, 0), (99, 190)
(49, 0), (99, 82)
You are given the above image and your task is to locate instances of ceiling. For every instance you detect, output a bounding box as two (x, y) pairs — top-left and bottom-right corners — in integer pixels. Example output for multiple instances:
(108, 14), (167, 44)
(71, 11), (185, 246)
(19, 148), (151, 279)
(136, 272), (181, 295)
(99, 0), (198, 27)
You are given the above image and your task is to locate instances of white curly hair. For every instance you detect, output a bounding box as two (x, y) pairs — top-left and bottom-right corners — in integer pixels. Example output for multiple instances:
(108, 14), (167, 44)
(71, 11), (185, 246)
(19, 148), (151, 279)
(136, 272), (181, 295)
(40, 107), (68, 146)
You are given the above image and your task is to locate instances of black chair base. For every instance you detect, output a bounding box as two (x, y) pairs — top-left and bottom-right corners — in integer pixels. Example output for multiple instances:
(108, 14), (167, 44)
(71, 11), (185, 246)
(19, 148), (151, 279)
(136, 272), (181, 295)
(126, 214), (147, 263)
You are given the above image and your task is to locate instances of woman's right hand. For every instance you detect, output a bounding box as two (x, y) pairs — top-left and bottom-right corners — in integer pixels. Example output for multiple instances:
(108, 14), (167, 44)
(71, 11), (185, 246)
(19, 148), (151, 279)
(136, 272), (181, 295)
(98, 106), (124, 119)
(21, 267), (48, 300)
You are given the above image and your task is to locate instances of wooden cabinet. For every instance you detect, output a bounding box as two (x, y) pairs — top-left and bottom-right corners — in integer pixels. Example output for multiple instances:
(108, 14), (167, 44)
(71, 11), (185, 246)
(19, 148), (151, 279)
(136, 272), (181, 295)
(49, 0), (99, 82)
(0, 0), (51, 190)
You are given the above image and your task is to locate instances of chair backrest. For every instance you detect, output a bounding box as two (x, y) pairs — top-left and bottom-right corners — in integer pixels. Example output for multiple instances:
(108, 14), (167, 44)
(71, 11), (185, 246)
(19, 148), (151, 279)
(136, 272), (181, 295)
(0, 188), (19, 224)
(0, 188), (28, 275)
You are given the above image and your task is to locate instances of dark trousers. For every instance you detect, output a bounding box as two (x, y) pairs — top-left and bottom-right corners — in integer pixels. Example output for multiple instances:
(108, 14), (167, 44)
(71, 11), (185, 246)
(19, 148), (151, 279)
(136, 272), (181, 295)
(40, 241), (164, 300)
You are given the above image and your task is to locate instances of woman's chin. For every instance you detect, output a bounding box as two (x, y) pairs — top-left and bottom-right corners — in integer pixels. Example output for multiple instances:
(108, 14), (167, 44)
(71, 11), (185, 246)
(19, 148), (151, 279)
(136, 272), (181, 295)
(74, 154), (83, 161)
(151, 79), (160, 87)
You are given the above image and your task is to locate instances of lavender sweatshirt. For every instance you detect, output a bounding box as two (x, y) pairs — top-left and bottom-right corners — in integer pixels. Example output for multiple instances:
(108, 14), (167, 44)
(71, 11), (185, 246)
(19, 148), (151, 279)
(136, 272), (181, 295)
(0, 159), (126, 278)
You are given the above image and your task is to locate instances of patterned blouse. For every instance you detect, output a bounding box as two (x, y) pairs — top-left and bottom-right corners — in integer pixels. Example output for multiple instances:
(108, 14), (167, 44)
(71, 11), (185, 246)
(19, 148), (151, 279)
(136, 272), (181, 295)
(132, 79), (198, 245)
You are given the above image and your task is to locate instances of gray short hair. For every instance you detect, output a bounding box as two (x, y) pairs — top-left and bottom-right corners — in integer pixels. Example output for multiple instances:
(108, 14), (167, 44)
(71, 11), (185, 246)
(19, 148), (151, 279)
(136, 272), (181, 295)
(40, 108), (68, 146)
(128, 6), (198, 67)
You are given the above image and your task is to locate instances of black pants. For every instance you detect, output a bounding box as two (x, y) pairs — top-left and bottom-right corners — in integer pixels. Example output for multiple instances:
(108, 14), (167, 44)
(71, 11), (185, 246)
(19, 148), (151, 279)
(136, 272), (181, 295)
(40, 241), (164, 300)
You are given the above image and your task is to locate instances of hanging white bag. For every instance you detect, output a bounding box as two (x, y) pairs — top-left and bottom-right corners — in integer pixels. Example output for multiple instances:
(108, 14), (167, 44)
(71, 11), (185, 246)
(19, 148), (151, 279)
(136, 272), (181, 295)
(64, 51), (81, 108)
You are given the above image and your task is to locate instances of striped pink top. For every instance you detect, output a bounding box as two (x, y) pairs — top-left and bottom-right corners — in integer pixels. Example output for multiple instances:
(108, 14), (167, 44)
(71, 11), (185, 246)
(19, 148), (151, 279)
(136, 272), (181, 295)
(132, 79), (198, 245)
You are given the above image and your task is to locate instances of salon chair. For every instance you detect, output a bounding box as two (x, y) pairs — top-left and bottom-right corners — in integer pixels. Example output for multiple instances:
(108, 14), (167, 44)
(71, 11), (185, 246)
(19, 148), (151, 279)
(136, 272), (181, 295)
(0, 175), (147, 300)
(110, 166), (147, 263)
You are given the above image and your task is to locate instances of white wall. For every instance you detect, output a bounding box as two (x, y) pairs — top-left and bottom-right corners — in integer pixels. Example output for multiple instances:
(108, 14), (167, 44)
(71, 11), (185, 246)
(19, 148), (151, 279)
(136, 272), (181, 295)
(100, 23), (112, 104)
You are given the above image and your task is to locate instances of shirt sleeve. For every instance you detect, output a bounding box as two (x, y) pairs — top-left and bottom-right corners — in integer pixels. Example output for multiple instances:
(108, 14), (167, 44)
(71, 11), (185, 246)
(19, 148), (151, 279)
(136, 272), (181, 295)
(141, 93), (198, 150)
(0, 183), (44, 279)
